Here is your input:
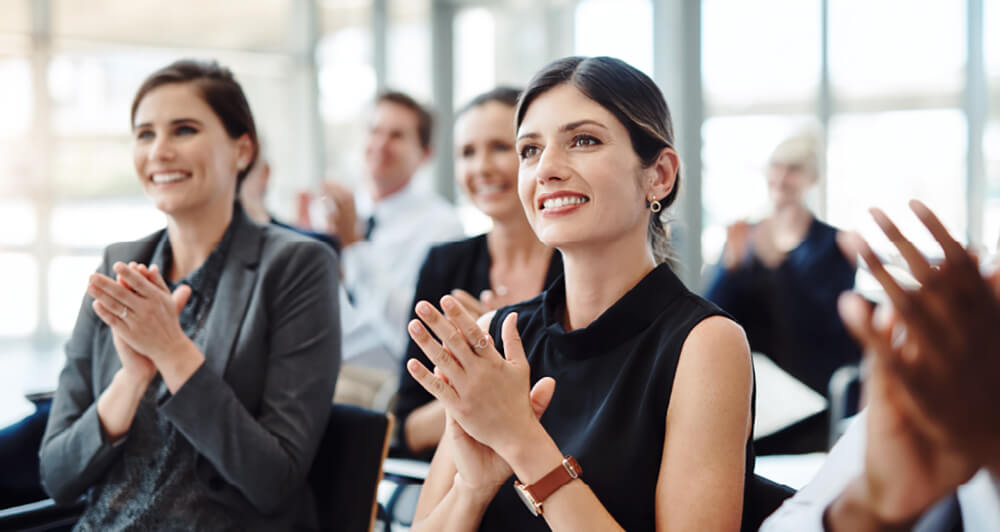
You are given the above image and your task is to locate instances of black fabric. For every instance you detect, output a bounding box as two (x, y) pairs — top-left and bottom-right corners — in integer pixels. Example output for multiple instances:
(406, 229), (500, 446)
(478, 263), (756, 532)
(269, 217), (341, 254)
(392, 234), (562, 459)
(705, 217), (860, 395)
(363, 215), (377, 241)
(0, 398), (51, 509)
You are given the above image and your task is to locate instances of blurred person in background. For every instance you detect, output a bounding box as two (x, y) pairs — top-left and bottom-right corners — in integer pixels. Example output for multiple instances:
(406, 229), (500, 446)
(39, 59), (340, 530)
(762, 201), (1000, 531)
(392, 87), (562, 460)
(704, 132), (859, 453)
(299, 91), (463, 385)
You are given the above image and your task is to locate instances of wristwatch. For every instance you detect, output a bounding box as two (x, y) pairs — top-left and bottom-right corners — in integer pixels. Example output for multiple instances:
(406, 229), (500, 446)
(513, 456), (582, 517)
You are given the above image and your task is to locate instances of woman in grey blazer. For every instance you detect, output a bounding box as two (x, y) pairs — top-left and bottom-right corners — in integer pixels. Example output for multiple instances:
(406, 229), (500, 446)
(39, 60), (340, 531)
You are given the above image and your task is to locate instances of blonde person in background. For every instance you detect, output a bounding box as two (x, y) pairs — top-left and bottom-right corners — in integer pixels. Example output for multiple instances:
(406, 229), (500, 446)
(39, 60), (339, 531)
(392, 87), (562, 460)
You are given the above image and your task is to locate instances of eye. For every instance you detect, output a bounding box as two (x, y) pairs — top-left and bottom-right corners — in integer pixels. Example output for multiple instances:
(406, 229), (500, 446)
(518, 144), (539, 160)
(492, 141), (513, 152)
(461, 145), (475, 158)
(571, 134), (601, 148)
(135, 129), (153, 141)
(175, 124), (198, 136)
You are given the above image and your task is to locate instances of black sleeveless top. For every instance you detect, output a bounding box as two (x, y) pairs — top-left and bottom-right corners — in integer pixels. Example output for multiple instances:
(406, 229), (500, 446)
(481, 263), (756, 531)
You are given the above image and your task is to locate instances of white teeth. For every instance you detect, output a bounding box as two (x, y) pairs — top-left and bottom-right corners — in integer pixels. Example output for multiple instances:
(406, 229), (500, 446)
(152, 172), (188, 184)
(542, 196), (589, 209)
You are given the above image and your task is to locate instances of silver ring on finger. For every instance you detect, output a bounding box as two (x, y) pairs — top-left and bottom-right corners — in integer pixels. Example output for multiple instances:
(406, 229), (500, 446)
(119, 306), (128, 320)
(474, 335), (492, 352)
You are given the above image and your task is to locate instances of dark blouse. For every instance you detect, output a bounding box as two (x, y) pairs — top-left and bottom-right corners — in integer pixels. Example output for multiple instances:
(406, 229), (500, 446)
(704, 217), (860, 394)
(392, 234), (562, 459)
(479, 263), (755, 532)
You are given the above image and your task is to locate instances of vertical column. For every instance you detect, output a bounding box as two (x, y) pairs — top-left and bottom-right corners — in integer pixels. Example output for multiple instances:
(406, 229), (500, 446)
(30, 0), (53, 348)
(966, 0), (986, 248)
(652, 0), (703, 288)
(373, 0), (388, 92)
(817, 0), (831, 220)
(431, 0), (455, 202)
(289, 0), (325, 188)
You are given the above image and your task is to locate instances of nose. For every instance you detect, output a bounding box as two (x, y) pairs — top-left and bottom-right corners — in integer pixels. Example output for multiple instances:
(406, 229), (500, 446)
(473, 150), (495, 178)
(149, 135), (175, 162)
(533, 145), (569, 185)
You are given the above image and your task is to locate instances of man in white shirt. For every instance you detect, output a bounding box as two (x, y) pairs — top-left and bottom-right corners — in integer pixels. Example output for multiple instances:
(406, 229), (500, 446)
(761, 201), (1000, 531)
(313, 92), (463, 375)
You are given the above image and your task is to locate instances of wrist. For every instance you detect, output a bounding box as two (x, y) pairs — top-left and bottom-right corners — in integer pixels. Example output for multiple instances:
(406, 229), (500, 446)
(156, 337), (205, 394)
(452, 472), (501, 507)
(113, 368), (153, 395)
(498, 421), (563, 485)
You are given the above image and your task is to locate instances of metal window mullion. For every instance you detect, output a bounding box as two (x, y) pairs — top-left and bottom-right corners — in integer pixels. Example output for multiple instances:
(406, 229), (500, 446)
(30, 0), (53, 349)
(966, 0), (986, 248)
(818, 0), (831, 220)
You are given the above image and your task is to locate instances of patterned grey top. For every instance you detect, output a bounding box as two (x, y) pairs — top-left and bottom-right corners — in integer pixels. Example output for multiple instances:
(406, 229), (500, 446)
(74, 211), (239, 531)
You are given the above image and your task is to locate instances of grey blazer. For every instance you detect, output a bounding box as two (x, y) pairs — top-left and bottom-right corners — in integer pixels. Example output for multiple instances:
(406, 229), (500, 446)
(39, 209), (341, 530)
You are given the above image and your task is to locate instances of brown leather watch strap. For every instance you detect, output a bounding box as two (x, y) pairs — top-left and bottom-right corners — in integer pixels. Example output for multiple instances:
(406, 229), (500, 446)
(523, 456), (582, 510)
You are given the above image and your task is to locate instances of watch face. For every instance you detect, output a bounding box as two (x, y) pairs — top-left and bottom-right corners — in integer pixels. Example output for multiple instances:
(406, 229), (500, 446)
(514, 483), (540, 517)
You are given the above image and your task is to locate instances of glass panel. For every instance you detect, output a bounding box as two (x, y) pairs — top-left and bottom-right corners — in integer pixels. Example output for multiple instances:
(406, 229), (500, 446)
(702, 0), (820, 111)
(0, 198), (35, 245)
(453, 7), (496, 108)
(0, 57), (31, 138)
(701, 115), (818, 265)
(387, 0), (432, 101)
(0, 0), (30, 34)
(52, 138), (136, 199)
(827, 110), (967, 256)
(51, 198), (164, 249)
(49, 255), (101, 335)
(984, 123), (1000, 251)
(0, 253), (37, 337)
(829, 0), (964, 104)
(574, 0), (653, 76)
(52, 0), (292, 51)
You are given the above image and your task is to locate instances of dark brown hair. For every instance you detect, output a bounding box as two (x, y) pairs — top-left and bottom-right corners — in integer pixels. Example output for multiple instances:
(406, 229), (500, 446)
(376, 90), (434, 150)
(515, 56), (680, 266)
(131, 59), (259, 189)
(456, 86), (522, 118)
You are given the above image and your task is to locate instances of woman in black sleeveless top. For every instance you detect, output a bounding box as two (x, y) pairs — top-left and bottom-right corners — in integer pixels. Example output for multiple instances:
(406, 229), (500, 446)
(403, 57), (754, 531)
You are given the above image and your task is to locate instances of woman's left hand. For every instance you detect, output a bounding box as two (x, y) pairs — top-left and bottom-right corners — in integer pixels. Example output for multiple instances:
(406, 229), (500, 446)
(87, 261), (193, 365)
(406, 295), (542, 455)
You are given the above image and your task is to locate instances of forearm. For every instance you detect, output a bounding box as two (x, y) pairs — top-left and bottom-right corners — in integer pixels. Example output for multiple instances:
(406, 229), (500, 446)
(824, 478), (916, 532)
(405, 400), (446, 454)
(96, 369), (152, 441)
(501, 426), (624, 532)
(412, 474), (495, 532)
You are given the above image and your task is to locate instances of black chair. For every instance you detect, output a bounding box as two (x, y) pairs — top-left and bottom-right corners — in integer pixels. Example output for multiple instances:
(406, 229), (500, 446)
(310, 403), (393, 532)
(0, 403), (393, 532)
(740, 473), (796, 532)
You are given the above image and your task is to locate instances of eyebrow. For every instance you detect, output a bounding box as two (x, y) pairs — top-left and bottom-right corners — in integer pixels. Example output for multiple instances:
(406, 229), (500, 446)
(516, 119), (608, 142)
(133, 118), (203, 130)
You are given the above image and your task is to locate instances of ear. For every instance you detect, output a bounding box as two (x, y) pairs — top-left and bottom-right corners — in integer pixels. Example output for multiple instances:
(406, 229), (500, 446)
(646, 146), (679, 201)
(235, 133), (255, 170)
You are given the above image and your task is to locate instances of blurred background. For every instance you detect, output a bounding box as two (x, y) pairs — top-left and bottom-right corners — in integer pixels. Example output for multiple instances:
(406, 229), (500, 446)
(0, 0), (999, 395)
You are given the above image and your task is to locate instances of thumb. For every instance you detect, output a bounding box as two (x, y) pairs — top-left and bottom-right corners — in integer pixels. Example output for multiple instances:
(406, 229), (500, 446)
(529, 377), (556, 419)
(172, 284), (193, 313)
(500, 312), (527, 366)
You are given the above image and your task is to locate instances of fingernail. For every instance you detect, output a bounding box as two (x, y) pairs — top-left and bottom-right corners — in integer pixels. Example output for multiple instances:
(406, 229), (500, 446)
(408, 320), (424, 336)
(441, 297), (455, 311)
(416, 302), (432, 317)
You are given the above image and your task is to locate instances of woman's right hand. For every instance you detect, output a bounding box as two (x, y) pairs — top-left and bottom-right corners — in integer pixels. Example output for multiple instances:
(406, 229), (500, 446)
(110, 327), (156, 384)
(448, 375), (557, 496)
(721, 221), (751, 269)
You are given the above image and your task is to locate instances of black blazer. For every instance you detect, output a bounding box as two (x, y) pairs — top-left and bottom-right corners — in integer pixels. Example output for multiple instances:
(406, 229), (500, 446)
(392, 234), (562, 458)
(39, 209), (341, 530)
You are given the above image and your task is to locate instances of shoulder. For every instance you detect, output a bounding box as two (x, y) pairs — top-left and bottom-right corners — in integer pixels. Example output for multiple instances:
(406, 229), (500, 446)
(490, 292), (546, 345)
(104, 229), (164, 267)
(259, 223), (339, 272)
(425, 234), (486, 263)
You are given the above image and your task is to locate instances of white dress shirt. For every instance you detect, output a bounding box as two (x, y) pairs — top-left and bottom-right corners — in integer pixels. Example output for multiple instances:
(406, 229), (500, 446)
(339, 181), (464, 372)
(761, 410), (1000, 531)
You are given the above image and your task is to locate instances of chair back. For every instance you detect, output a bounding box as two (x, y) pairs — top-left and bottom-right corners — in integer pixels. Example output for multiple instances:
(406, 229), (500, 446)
(308, 403), (393, 532)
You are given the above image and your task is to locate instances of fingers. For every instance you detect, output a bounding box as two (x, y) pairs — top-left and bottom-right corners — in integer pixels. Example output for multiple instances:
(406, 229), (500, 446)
(88, 273), (139, 312)
(415, 300), (479, 366)
(92, 299), (127, 330)
(910, 200), (971, 269)
(450, 289), (484, 316)
(500, 313), (528, 365)
(139, 264), (171, 293)
(854, 236), (913, 315)
(172, 284), (192, 313)
(406, 358), (459, 403)
(113, 262), (157, 298)
(869, 208), (933, 282)
(529, 377), (556, 419)
(479, 290), (498, 311)
(440, 295), (497, 357)
(408, 319), (466, 378)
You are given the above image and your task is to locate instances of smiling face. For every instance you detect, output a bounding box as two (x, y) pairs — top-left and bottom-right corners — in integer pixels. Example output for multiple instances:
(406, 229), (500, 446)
(364, 101), (429, 198)
(132, 82), (251, 217)
(766, 160), (814, 208)
(454, 101), (522, 222)
(516, 84), (655, 252)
